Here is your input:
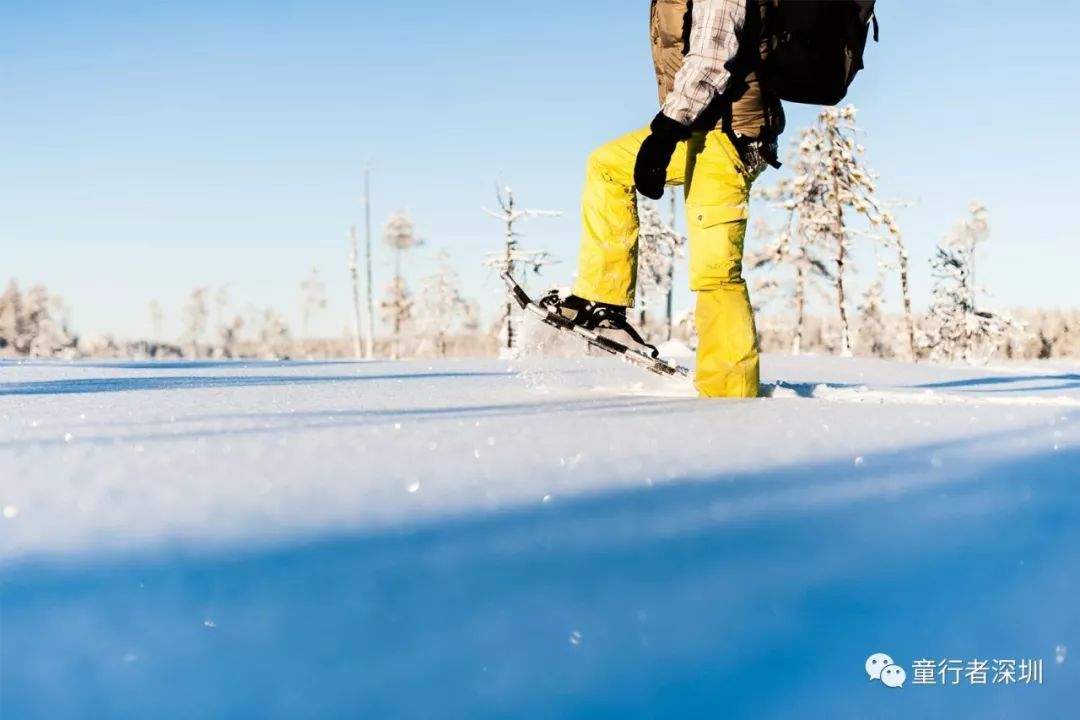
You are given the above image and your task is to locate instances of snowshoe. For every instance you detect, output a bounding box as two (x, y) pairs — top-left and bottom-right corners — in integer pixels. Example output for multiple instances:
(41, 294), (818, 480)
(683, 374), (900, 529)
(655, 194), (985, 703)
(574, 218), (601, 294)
(538, 290), (626, 331)
(538, 289), (660, 356)
(500, 271), (690, 378)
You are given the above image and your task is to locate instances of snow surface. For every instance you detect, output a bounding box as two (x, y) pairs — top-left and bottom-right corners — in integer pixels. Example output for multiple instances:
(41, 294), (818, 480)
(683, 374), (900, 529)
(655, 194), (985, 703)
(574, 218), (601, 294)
(1, 352), (1078, 718)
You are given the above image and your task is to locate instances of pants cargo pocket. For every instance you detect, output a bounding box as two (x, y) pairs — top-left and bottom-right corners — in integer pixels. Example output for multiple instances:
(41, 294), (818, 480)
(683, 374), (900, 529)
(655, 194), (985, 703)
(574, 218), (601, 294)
(686, 203), (749, 292)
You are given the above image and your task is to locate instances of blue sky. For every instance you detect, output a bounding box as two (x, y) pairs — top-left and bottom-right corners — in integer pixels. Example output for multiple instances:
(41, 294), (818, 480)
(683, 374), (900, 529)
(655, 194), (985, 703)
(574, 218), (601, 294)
(3, 0), (1078, 339)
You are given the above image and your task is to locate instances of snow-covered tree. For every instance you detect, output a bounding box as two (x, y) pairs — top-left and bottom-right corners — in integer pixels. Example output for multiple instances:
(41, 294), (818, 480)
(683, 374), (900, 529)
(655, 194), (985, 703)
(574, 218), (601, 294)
(879, 210), (917, 360)
(0, 281), (25, 353)
(384, 211), (424, 260)
(300, 268), (327, 341)
(674, 308), (698, 351)
(1009, 308), (1080, 359)
(856, 272), (889, 358)
(750, 170), (833, 355)
(210, 287), (244, 358)
(417, 250), (474, 357)
(781, 109), (884, 354)
(0, 281), (77, 357)
(637, 195), (685, 338)
(252, 307), (292, 359)
(149, 299), (165, 343)
(216, 315), (244, 358)
(380, 278), (413, 359)
(796, 107), (881, 355)
(482, 185), (561, 351)
(28, 286), (75, 357)
(214, 286), (230, 330)
(925, 203), (1016, 362)
(754, 107), (912, 357)
(181, 287), (209, 357)
(382, 211), (423, 358)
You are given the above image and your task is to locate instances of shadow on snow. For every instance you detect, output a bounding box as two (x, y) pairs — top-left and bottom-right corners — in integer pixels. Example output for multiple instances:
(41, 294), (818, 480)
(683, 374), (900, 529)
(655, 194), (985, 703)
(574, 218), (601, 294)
(2, 431), (1077, 719)
(0, 371), (515, 397)
(916, 374), (1080, 392)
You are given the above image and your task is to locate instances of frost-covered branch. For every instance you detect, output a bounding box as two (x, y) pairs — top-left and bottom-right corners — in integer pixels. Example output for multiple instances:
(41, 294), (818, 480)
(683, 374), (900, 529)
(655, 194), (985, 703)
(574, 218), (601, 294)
(483, 185), (561, 351)
(417, 250), (476, 357)
(924, 203), (1019, 363)
(382, 210), (424, 358)
(636, 195), (686, 338)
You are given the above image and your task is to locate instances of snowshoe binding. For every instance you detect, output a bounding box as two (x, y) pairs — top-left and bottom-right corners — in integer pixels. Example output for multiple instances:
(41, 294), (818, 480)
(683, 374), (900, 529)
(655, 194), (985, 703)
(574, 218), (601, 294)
(500, 271), (690, 378)
(538, 290), (661, 356)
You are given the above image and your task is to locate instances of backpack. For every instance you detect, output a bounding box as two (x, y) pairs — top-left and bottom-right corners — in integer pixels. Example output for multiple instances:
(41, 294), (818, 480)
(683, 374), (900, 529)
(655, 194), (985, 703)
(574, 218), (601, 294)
(761, 0), (879, 106)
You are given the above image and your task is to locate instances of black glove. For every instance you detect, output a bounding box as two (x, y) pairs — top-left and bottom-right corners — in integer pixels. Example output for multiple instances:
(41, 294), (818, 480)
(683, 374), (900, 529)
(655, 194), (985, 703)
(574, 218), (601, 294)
(634, 113), (692, 200)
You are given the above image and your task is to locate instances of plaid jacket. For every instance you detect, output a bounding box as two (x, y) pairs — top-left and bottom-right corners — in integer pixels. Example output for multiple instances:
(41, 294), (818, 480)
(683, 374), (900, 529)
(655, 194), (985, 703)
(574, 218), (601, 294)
(659, 0), (747, 126)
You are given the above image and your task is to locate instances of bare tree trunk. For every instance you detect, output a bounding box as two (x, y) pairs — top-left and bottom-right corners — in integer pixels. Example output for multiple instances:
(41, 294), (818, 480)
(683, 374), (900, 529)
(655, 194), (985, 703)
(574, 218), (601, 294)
(363, 167), (376, 359)
(348, 226), (364, 359)
(504, 210), (516, 350)
(666, 192), (677, 340)
(835, 237), (852, 356)
(664, 285), (674, 341)
(504, 245), (514, 351)
(895, 238), (916, 361)
(505, 300), (514, 350)
(392, 248), (402, 360)
(793, 255), (806, 355)
(831, 187), (853, 356)
(964, 244), (977, 362)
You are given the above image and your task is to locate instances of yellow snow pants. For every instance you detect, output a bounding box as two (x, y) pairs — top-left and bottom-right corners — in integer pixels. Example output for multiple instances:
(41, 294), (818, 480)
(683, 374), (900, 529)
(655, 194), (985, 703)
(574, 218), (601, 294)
(573, 126), (759, 398)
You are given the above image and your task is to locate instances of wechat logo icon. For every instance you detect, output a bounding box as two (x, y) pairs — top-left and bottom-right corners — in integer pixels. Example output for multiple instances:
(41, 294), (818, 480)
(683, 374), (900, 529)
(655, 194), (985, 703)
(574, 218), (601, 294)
(866, 652), (906, 689)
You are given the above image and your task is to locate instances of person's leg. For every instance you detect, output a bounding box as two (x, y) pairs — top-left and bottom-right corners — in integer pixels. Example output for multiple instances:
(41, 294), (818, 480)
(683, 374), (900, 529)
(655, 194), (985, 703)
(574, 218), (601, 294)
(684, 131), (759, 398)
(573, 128), (687, 306)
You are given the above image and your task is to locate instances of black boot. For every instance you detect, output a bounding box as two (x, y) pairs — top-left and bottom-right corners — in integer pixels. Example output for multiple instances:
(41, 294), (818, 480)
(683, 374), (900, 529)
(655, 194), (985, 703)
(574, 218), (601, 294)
(538, 290), (658, 358)
(539, 291), (627, 331)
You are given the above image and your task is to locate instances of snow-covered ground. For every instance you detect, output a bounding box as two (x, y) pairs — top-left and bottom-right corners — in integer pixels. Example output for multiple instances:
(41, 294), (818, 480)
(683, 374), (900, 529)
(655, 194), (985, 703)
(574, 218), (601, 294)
(1, 351), (1077, 718)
